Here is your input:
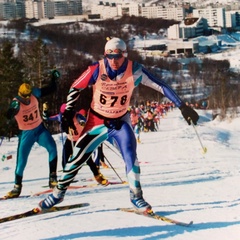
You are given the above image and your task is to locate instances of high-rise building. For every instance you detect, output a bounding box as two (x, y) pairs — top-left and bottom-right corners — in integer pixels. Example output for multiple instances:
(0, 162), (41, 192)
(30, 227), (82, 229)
(0, 0), (82, 20)
(193, 6), (226, 28)
(141, 5), (185, 21)
(0, 0), (25, 20)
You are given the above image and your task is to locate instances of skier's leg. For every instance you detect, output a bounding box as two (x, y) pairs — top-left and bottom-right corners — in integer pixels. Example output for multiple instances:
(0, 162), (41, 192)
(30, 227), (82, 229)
(37, 124), (58, 188)
(110, 121), (151, 212)
(39, 124), (108, 209)
(6, 130), (35, 198)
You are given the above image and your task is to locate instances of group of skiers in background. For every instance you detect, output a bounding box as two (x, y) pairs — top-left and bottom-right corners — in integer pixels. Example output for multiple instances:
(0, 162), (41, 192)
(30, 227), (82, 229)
(129, 101), (175, 143)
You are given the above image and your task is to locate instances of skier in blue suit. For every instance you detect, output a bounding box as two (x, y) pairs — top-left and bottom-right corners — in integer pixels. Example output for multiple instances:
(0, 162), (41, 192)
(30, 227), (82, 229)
(5, 70), (60, 198)
(39, 37), (199, 213)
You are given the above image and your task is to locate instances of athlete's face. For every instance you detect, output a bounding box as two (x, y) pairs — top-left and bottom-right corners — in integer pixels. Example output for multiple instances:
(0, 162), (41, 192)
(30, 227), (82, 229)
(106, 55), (125, 70)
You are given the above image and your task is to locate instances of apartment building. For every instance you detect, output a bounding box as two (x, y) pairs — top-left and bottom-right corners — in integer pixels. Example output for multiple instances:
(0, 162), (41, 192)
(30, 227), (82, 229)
(168, 17), (207, 40)
(225, 11), (237, 28)
(90, 2), (240, 30)
(1, 0), (239, 33)
(91, 2), (118, 19)
(0, 0), (82, 20)
(25, 0), (44, 19)
(52, 0), (82, 16)
(0, 0), (25, 20)
(121, 2), (139, 17)
(193, 6), (226, 28)
(91, 1), (140, 19)
(91, 2), (185, 21)
(43, 1), (54, 19)
(141, 5), (185, 21)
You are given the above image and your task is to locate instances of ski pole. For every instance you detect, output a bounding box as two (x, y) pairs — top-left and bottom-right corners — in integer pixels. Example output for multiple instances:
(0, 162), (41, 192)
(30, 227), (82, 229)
(103, 155), (127, 184)
(60, 126), (67, 168)
(190, 119), (207, 154)
(103, 142), (122, 159)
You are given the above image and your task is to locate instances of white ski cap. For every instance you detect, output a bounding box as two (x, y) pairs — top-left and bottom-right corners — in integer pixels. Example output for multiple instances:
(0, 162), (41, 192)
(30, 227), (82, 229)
(104, 37), (127, 57)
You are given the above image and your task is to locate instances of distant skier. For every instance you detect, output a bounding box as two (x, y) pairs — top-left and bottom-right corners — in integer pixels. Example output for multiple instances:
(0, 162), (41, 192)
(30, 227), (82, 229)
(4, 70), (60, 198)
(39, 37), (199, 213)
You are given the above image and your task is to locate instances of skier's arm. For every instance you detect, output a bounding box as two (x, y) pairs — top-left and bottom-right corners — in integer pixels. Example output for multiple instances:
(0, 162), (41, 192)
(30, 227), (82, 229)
(61, 63), (99, 132)
(40, 70), (60, 97)
(6, 100), (20, 119)
(138, 65), (183, 108)
(65, 63), (99, 111)
(134, 62), (199, 125)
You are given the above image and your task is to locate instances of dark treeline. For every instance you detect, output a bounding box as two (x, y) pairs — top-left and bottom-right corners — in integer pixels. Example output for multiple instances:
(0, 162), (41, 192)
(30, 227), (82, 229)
(1, 16), (240, 137)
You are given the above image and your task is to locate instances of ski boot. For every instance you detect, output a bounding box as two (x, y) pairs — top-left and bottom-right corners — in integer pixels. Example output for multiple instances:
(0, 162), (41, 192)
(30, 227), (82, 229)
(5, 184), (22, 198)
(49, 172), (58, 188)
(130, 189), (152, 213)
(94, 172), (109, 186)
(39, 187), (66, 209)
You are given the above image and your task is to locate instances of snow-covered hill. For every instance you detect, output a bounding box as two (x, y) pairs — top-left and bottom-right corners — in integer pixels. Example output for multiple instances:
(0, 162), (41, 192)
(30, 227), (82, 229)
(0, 109), (240, 239)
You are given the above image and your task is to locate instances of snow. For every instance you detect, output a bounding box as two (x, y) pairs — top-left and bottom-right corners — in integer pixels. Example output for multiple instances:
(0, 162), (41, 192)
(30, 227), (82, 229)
(1, 109), (240, 239)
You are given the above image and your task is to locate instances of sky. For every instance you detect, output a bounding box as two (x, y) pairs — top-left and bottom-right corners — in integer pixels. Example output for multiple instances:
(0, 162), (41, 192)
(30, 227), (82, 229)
(0, 108), (240, 240)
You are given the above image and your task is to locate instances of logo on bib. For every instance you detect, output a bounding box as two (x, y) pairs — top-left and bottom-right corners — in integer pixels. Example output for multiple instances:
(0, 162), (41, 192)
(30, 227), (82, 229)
(101, 74), (108, 81)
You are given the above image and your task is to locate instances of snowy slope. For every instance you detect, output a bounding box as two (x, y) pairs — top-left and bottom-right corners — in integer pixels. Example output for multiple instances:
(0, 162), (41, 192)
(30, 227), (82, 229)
(0, 109), (240, 239)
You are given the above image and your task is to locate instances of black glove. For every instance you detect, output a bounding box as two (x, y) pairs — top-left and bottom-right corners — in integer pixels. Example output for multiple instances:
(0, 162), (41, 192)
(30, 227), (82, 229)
(51, 70), (60, 81)
(179, 104), (199, 125)
(61, 110), (76, 133)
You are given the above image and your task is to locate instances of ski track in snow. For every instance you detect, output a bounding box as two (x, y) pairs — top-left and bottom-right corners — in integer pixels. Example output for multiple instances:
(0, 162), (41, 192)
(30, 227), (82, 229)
(0, 108), (240, 239)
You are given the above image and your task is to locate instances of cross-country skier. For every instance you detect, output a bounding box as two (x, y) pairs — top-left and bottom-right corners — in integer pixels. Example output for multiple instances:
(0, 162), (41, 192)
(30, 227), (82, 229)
(39, 37), (199, 213)
(4, 70), (60, 198)
(43, 103), (109, 185)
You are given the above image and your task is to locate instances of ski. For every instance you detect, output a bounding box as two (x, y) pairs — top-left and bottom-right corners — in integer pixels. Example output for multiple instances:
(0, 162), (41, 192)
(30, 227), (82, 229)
(1, 181), (127, 200)
(0, 188), (55, 200)
(81, 177), (128, 184)
(27, 182), (120, 197)
(0, 195), (31, 201)
(41, 179), (79, 188)
(0, 202), (89, 224)
(119, 208), (193, 227)
(42, 180), (126, 189)
(1, 184), (98, 200)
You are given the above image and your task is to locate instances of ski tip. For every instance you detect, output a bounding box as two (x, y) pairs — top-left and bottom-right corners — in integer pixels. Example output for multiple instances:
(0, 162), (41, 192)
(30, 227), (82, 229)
(180, 220), (193, 227)
(1, 195), (17, 200)
(33, 207), (42, 213)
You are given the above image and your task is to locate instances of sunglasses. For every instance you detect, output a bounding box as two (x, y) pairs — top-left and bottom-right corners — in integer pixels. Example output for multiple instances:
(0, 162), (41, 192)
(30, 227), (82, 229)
(106, 54), (123, 60)
(19, 92), (31, 98)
